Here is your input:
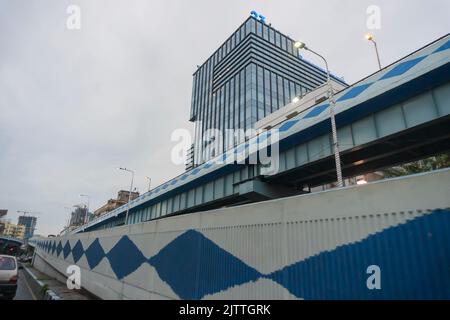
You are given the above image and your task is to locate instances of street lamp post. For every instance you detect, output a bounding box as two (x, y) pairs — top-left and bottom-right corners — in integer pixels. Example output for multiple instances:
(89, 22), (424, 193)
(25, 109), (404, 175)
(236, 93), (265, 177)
(118, 167), (134, 224)
(80, 194), (90, 224)
(365, 34), (382, 70)
(294, 41), (344, 188)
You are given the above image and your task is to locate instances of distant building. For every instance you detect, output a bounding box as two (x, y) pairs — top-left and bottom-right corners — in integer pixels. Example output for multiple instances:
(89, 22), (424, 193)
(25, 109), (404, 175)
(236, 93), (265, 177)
(94, 190), (140, 218)
(1, 221), (25, 239)
(0, 210), (6, 234)
(70, 206), (88, 227)
(17, 215), (37, 240)
(0, 209), (7, 219)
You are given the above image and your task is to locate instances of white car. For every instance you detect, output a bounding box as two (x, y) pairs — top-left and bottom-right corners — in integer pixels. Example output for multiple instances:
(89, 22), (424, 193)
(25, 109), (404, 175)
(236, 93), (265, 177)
(0, 255), (18, 300)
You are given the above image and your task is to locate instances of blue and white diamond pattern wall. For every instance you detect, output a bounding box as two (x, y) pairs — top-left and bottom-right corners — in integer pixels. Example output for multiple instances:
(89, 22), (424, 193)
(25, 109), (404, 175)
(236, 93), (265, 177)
(267, 209), (450, 300)
(337, 83), (373, 102)
(279, 120), (299, 132)
(303, 104), (329, 119)
(380, 56), (427, 80)
(71, 240), (84, 263)
(36, 209), (450, 300)
(63, 241), (72, 260)
(106, 236), (147, 280)
(56, 241), (63, 257)
(148, 230), (262, 300)
(433, 39), (450, 54)
(85, 238), (106, 269)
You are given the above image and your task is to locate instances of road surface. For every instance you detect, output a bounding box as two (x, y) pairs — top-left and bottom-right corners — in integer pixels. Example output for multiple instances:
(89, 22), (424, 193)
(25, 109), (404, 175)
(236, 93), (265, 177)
(14, 269), (36, 300)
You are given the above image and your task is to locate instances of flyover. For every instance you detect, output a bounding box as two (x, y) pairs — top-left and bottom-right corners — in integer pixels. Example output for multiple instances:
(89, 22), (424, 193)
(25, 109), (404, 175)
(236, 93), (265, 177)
(71, 33), (450, 234)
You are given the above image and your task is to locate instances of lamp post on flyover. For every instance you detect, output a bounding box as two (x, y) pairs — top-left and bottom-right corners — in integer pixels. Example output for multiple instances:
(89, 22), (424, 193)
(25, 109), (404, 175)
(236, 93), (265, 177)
(80, 194), (90, 224)
(118, 167), (134, 224)
(293, 41), (344, 188)
(365, 33), (382, 70)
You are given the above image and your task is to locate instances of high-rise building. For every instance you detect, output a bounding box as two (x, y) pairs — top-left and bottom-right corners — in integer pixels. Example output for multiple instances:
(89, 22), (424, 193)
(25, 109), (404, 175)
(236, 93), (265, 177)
(17, 215), (37, 240)
(69, 206), (88, 227)
(188, 15), (346, 167)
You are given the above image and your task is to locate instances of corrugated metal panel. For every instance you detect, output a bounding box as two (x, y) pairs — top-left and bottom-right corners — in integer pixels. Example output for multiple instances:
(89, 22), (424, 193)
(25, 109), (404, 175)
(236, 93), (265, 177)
(33, 170), (450, 300)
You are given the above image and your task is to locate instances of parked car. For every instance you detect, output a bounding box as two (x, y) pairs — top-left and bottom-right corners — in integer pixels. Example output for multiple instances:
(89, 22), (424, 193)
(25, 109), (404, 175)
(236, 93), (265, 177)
(0, 255), (18, 300)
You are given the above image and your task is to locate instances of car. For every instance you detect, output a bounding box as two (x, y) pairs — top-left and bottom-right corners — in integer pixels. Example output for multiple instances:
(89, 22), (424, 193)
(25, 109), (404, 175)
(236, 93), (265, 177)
(0, 255), (18, 300)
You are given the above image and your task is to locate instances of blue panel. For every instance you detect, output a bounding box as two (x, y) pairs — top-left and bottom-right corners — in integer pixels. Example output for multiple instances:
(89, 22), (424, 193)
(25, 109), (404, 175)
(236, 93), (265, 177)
(337, 83), (373, 102)
(85, 239), (105, 269)
(204, 162), (213, 169)
(148, 230), (261, 300)
(105, 236), (147, 280)
(279, 120), (299, 132)
(267, 209), (450, 300)
(380, 56), (427, 80)
(303, 104), (329, 119)
(433, 40), (450, 54)
(59, 209), (450, 299)
(71, 240), (84, 263)
(63, 241), (71, 259)
(56, 241), (63, 257)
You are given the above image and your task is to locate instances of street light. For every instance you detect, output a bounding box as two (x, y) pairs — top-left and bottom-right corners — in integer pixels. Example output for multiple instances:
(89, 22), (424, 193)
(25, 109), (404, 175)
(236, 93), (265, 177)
(80, 194), (90, 224)
(146, 176), (152, 192)
(118, 167), (134, 224)
(365, 33), (382, 70)
(293, 40), (344, 188)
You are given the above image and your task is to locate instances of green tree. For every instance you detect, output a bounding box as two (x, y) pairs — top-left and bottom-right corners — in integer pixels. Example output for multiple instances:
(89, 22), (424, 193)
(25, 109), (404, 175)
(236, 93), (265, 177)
(382, 152), (450, 178)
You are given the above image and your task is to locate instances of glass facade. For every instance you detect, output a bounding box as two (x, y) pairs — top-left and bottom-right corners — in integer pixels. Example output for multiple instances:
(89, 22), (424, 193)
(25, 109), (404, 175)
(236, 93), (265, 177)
(189, 16), (344, 166)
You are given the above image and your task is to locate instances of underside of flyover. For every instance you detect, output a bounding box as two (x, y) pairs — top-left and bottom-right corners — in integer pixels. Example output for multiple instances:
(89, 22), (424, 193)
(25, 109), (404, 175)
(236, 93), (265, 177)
(266, 114), (450, 189)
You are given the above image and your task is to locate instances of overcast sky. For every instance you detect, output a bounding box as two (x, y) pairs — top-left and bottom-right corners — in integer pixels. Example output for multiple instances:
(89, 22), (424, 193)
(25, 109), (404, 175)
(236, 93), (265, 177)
(0, 0), (449, 236)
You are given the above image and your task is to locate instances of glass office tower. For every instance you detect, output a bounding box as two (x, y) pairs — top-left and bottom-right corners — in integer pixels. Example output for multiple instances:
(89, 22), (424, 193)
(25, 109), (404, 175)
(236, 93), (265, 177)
(189, 15), (346, 167)
(17, 215), (37, 240)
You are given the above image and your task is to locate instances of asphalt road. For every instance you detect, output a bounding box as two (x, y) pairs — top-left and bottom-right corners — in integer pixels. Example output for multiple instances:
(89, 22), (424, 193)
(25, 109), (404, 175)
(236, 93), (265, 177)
(14, 269), (36, 300)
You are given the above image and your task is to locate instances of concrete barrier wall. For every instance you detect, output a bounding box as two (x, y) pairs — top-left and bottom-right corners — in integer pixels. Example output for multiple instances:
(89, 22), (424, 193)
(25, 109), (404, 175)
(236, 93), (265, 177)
(34, 169), (450, 299)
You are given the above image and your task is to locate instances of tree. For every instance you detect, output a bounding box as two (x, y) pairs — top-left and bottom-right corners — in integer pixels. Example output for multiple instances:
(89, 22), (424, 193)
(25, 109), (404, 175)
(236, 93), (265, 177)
(382, 152), (450, 178)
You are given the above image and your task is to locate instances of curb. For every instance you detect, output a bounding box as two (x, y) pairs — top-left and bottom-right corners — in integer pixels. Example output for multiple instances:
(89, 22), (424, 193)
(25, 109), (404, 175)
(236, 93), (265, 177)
(22, 265), (63, 300)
